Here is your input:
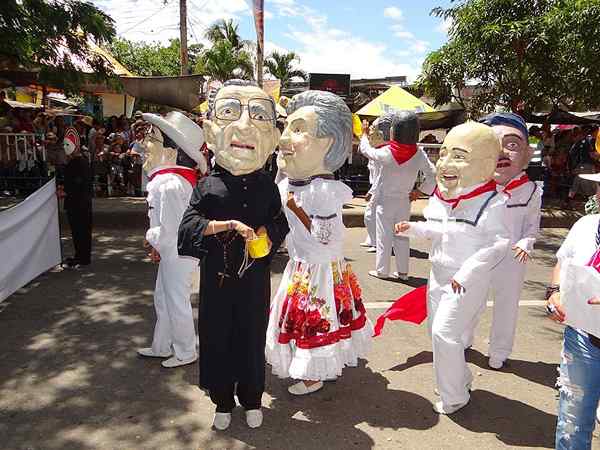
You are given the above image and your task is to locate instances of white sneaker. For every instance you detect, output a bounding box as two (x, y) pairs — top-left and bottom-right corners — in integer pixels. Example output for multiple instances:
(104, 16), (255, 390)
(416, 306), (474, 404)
(288, 381), (324, 395)
(212, 412), (231, 430)
(359, 241), (372, 248)
(161, 354), (198, 368)
(366, 247), (377, 253)
(245, 409), (263, 428)
(433, 399), (469, 414)
(137, 347), (172, 358)
(488, 357), (505, 370)
(368, 270), (389, 280)
(392, 272), (409, 281)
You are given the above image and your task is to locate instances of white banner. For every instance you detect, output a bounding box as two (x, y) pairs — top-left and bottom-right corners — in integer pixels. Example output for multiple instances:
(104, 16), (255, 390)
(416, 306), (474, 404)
(562, 263), (600, 338)
(0, 179), (61, 303)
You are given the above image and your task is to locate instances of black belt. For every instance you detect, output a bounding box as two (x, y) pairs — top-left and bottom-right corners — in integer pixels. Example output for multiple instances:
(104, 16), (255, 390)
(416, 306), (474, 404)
(288, 174), (335, 187)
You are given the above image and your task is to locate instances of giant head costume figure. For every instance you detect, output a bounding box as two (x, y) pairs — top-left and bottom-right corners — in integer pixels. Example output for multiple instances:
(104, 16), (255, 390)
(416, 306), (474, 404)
(140, 111), (207, 175)
(203, 79), (280, 176)
(366, 110), (420, 148)
(277, 90), (352, 180)
(480, 112), (532, 186)
(436, 122), (502, 198)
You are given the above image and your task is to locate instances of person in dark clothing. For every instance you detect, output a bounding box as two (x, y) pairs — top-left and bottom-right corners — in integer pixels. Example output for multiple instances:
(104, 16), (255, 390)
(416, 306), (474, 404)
(567, 128), (598, 206)
(62, 128), (92, 268)
(177, 79), (289, 431)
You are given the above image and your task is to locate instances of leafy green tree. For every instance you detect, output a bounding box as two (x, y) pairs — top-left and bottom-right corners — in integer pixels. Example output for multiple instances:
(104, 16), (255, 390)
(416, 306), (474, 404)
(0, 0), (117, 92)
(204, 19), (253, 53)
(107, 38), (203, 77)
(264, 51), (307, 89)
(417, 0), (600, 116)
(196, 19), (255, 81)
(195, 41), (254, 82)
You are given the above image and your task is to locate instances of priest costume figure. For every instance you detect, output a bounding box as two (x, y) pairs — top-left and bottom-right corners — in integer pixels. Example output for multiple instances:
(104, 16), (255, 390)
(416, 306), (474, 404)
(177, 80), (289, 431)
(462, 113), (542, 369)
(359, 111), (436, 280)
(396, 122), (511, 414)
(136, 111), (207, 369)
(266, 90), (373, 396)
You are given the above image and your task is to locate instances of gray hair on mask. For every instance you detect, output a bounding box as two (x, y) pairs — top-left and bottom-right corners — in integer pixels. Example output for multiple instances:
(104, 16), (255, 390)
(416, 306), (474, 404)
(287, 90), (352, 172)
(207, 79), (276, 126)
(373, 112), (395, 141)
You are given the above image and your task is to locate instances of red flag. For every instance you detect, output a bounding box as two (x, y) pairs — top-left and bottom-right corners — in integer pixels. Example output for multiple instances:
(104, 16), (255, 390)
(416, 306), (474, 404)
(373, 285), (428, 337)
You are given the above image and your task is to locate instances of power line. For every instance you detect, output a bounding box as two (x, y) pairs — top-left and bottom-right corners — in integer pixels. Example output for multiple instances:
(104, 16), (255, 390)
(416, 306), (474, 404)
(118, 1), (174, 36)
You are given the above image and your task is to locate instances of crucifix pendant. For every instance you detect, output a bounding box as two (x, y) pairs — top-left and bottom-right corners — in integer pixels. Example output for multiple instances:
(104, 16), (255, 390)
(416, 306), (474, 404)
(217, 272), (230, 288)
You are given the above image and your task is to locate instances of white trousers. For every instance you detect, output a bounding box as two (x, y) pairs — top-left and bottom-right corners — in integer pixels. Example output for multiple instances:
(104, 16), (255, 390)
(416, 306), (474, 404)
(364, 198), (377, 246)
(151, 257), (197, 360)
(375, 196), (410, 275)
(428, 265), (490, 406)
(462, 254), (527, 361)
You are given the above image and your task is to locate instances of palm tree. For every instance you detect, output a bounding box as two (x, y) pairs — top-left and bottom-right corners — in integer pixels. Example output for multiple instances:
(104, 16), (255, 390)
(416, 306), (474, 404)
(195, 41), (254, 82)
(204, 19), (253, 53)
(264, 51), (307, 89)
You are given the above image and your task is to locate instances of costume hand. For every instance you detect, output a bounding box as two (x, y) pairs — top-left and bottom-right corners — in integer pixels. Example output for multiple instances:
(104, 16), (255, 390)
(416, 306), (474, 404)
(362, 120), (369, 136)
(286, 192), (298, 210)
(513, 245), (530, 263)
(149, 247), (161, 263)
(547, 292), (565, 322)
(257, 226), (272, 252)
(451, 279), (465, 294)
(394, 221), (410, 234)
(409, 189), (421, 202)
(588, 297), (600, 305)
(233, 220), (256, 241)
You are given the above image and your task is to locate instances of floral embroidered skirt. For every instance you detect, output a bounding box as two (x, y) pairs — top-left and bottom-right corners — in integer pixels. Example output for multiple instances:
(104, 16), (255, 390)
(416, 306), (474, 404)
(266, 258), (373, 381)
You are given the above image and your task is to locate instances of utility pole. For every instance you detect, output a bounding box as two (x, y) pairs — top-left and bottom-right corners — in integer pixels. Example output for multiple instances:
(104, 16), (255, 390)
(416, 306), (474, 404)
(179, 0), (189, 75)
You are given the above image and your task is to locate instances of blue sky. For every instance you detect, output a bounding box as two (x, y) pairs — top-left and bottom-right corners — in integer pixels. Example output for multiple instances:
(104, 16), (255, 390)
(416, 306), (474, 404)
(92, 0), (453, 81)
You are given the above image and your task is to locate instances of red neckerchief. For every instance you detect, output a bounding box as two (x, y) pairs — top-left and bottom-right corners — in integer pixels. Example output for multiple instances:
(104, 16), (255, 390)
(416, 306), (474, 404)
(389, 140), (418, 165)
(434, 180), (498, 210)
(375, 141), (390, 149)
(149, 167), (198, 187)
(502, 173), (530, 197)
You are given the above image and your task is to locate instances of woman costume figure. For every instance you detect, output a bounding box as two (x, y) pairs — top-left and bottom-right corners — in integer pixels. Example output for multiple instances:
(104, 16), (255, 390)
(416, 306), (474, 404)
(266, 90), (373, 396)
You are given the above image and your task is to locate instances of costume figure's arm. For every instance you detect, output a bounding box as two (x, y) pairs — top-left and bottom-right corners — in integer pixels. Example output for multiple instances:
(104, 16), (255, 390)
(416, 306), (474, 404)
(397, 220), (443, 240)
(514, 184), (542, 255)
(263, 181), (290, 259)
(146, 181), (188, 255)
(359, 136), (393, 164)
(416, 150), (437, 195)
(453, 202), (511, 289)
(178, 185), (210, 259)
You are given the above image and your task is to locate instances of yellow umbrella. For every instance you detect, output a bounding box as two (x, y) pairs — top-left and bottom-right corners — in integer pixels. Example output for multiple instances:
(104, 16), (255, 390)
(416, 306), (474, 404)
(352, 113), (363, 137)
(356, 85), (435, 117)
(192, 100), (209, 114)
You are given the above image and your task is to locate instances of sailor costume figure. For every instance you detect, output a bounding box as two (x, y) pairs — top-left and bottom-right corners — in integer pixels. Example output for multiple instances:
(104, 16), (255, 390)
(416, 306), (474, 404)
(136, 111), (207, 369)
(359, 111), (436, 280)
(396, 122), (511, 414)
(463, 113), (542, 369)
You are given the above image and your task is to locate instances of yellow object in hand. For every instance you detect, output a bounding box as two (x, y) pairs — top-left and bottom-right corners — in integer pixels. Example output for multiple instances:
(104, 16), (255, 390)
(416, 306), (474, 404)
(248, 233), (270, 259)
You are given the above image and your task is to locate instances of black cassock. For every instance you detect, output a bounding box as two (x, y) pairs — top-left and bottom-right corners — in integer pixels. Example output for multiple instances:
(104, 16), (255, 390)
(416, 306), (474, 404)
(178, 166), (288, 404)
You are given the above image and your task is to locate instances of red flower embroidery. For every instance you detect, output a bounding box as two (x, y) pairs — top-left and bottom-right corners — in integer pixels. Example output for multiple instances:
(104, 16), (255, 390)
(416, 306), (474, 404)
(339, 309), (353, 326)
(317, 319), (331, 333)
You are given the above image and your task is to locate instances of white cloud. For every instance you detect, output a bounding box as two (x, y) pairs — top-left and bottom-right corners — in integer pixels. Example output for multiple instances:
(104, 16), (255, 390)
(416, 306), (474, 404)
(264, 10), (274, 20)
(436, 17), (453, 34)
(383, 6), (403, 20)
(91, 0), (249, 45)
(410, 40), (429, 54)
(394, 30), (415, 40)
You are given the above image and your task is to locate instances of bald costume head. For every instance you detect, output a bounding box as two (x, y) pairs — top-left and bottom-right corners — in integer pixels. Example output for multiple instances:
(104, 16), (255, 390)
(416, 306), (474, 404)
(436, 122), (502, 198)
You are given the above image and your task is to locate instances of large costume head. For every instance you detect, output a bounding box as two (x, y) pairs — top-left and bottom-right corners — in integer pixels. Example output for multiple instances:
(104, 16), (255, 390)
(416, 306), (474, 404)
(277, 90), (352, 180)
(204, 79), (280, 176)
(141, 111), (206, 175)
(436, 121), (502, 198)
(367, 110), (420, 148)
(480, 112), (531, 185)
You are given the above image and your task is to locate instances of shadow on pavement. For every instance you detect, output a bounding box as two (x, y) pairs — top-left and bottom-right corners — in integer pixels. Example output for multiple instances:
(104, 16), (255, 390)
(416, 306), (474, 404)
(409, 248), (429, 260)
(199, 360), (439, 450)
(0, 231), (203, 450)
(466, 349), (558, 389)
(449, 389), (556, 448)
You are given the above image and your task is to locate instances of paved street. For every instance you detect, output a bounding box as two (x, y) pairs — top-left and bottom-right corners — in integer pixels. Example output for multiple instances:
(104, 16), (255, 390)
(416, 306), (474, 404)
(0, 215), (598, 450)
